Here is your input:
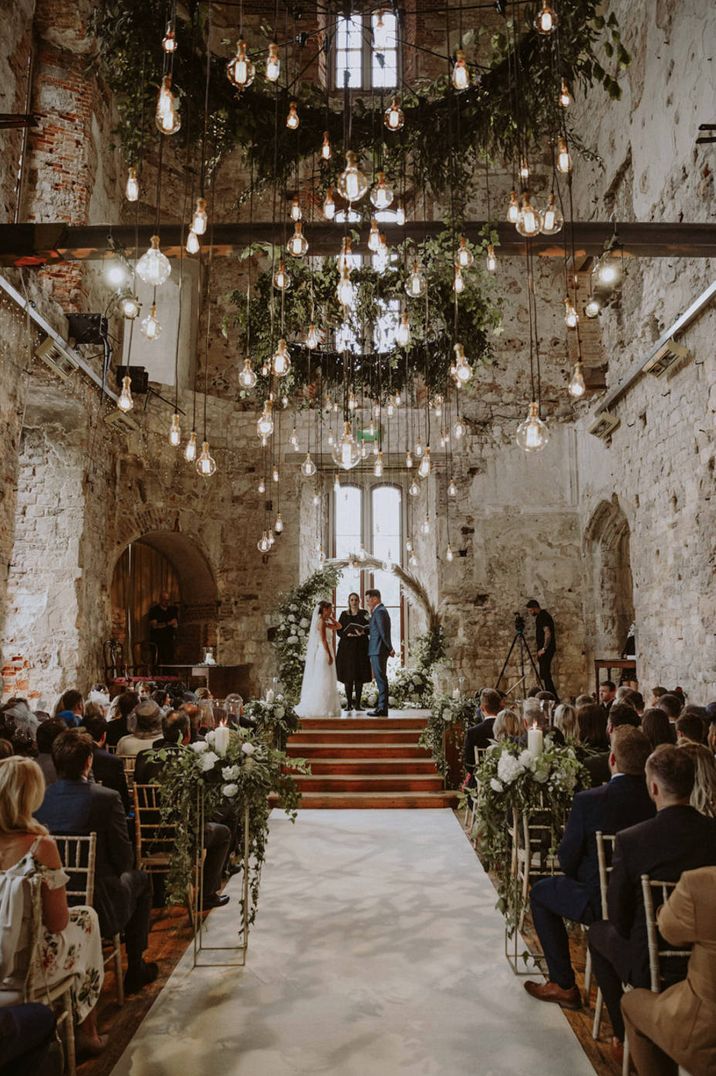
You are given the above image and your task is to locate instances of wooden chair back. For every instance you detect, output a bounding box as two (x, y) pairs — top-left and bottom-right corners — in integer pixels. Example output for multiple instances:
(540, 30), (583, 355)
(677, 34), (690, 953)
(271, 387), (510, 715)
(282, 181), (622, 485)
(595, 832), (617, 918)
(103, 639), (126, 682)
(133, 783), (174, 873)
(640, 876), (692, 993)
(121, 755), (137, 790)
(54, 833), (97, 907)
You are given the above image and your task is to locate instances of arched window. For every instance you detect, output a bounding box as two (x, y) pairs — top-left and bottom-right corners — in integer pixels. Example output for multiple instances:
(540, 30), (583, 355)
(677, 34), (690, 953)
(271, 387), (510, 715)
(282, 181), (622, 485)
(334, 10), (399, 91)
(332, 482), (405, 661)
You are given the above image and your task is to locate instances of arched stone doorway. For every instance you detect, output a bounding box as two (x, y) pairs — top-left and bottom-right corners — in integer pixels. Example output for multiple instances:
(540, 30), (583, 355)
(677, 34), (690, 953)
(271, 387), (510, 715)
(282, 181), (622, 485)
(583, 497), (635, 660)
(110, 531), (219, 665)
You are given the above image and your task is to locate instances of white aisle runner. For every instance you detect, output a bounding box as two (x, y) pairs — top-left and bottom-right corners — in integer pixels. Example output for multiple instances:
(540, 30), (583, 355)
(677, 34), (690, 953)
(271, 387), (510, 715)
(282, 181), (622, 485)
(112, 810), (595, 1076)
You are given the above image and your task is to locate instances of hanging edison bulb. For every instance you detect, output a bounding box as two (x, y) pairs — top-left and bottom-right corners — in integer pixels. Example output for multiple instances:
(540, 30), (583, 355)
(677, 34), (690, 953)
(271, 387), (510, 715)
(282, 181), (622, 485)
(373, 233), (389, 273)
(337, 236), (354, 272)
(556, 137), (573, 174)
(408, 479), (419, 497)
(409, 550), (418, 567)
(227, 40), (255, 89)
(446, 544), (454, 563)
(370, 171), (394, 210)
(516, 401), (550, 452)
(117, 375), (133, 413)
(168, 413), (181, 447)
(257, 532), (272, 553)
(453, 342), (472, 386)
(451, 48), (470, 91)
(274, 513), (284, 534)
(186, 230), (200, 255)
(347, 391), (358, 413)
(238, 358), (257, 390)
(273, 260), (291, 290)
(453, 416), (466, 440)
(136, 235), (171, 286)
(323, 187), (336, 220)
(585, 296), (601, 319)
(125, 166), (139, 202)
(405, 537), (413, 553)
(455, 236), (474, 269)
(257, 400), (274, 439)
(568, 361), (586, 399)
(257, 476), (266, 493)
(516, 194), (542, 237)
(367, 218), (381, 253)
(559, 78), (573, 108)
(272, 466), (280, 483)
(332, 421), (361, 470)
(384, 96), (405, 132)
(386, 396), (395, 418)
(336, 267), (355, 308)
(337, 151), (369, 203)
(395, 203), (406, 226)
(433, 395), (443, 419)
(420, 517), (430, 536)
(118, 291), (140, 320)
(507, 189), (520, 224)
(415, 440), (424, 458)
(534, 0), (558, 34)
(448, 477), (457, 497)
(405, 449), (413, 469)
(594, 252), (623, 289)
(319, 131), (332, 162)
(162, 21), (177, 52)
(286, 100), (300, 129)
(564, 297), (579, 329)
(155, 75), (181, 134)
(287, 221), (308, 258)
(289, 197), (302, 223)
(405, 260), (427, 299)
(417, 446), (431, 479)
(266, 41), (281, 82)
(196, 441), (217, 477)
(192, 198), (208, 236)
(301, 452), (317, 478)
(373, 7), (389, 47)
(373, 451), (384, 478)
(184, 431), (198, 463)
(140, 303), (161, 341)
(540, 192), (564, 235)
(271, 339), (291, 377)
(395, 311), (411, 347)
(486, 243), (497, 272)
(453, 266), (465, 295)
(305, 323), (322, 349)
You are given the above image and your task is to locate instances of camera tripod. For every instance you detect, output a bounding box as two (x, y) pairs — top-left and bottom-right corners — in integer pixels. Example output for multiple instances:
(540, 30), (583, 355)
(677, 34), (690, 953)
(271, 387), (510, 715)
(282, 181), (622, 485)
(495, 627), (543, 695)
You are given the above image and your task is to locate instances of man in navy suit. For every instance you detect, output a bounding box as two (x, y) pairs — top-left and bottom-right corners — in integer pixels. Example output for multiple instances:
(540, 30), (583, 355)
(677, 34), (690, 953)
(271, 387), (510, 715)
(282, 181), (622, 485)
(35, 729), (158, 996)
(523, 727), (655, 1011)
(365, 588), (394, 717)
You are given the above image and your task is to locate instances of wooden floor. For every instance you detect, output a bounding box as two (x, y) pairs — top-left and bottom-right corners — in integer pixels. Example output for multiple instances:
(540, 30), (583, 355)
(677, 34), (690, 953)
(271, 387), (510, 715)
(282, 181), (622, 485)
(78, 816), (620, 1076)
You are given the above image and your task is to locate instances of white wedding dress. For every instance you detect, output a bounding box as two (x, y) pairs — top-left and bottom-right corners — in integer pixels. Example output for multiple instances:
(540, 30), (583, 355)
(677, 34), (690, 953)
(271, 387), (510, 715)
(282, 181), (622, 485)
(295, 606), (341, 718)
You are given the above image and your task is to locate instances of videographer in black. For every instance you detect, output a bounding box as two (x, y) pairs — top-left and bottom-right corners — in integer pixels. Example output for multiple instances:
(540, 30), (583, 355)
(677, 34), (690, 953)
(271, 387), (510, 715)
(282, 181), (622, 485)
(526, 599), (558, 699)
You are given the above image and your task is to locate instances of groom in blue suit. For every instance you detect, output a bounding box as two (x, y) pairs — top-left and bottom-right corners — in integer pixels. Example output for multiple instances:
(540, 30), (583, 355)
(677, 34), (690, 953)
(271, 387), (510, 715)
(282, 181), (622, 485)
(365, 588), (394, 716)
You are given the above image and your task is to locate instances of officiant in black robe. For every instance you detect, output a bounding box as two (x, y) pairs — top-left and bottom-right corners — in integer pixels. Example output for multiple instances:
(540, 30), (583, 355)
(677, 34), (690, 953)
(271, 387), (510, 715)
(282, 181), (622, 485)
(336, 594), (372, 712)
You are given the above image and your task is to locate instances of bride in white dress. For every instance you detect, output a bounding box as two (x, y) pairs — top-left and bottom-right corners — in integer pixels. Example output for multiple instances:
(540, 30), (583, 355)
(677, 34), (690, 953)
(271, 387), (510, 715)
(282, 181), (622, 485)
(294, 600), (342, 718)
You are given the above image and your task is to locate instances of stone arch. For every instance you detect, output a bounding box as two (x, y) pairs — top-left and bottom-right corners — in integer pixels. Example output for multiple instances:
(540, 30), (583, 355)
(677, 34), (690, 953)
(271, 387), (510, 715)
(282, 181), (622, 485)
(583, 496), (635, 660)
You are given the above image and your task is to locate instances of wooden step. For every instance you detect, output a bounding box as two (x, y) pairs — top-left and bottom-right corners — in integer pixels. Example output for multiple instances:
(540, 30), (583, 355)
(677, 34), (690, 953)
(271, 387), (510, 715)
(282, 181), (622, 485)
(287, 743), (432, 759)
(299, 717), (428, 731)
(294, 774), (444, 793)
(292, 758), (437, 775)
(291, 729), (424, 744)
(296, 791), (459, 809)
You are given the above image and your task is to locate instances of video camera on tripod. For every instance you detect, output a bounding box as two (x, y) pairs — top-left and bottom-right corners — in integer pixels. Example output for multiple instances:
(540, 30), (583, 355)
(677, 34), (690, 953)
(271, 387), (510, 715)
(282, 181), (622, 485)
(514, 612), (526, 635)
(495, 610), (542, 691)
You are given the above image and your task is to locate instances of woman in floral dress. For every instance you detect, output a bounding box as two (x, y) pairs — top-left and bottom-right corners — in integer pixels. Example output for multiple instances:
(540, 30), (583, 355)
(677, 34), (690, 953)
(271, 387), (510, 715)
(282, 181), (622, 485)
(0, 757), (105, 1055)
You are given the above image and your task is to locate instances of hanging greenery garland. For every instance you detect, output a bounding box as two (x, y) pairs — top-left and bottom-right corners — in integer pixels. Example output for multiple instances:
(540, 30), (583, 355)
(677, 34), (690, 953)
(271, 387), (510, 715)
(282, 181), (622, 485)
(91, 1), (628, 195)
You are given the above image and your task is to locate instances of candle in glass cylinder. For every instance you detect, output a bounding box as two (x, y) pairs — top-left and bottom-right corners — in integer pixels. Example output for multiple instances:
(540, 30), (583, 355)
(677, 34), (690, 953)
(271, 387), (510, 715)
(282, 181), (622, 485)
(527, 722), (544, 757)
(266, 688), (275, 704)
(214, 724), (231, 757)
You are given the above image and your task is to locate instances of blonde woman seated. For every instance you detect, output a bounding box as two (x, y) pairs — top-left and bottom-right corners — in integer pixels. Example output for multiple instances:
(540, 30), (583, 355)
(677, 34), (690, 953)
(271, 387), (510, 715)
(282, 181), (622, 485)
(493, 708), (522, 743)
(553, 703), (578, 743)
(0, 757), (105, 1055)
(678, 742), (716, 817)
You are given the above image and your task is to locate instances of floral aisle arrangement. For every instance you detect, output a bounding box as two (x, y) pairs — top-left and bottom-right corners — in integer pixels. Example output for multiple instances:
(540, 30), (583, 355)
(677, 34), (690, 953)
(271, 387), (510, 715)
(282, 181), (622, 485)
(242, 696), (299, 750)
(467, 740), (589, 931)
(146, 727), (309, 921)
(419, 694), (475, 784)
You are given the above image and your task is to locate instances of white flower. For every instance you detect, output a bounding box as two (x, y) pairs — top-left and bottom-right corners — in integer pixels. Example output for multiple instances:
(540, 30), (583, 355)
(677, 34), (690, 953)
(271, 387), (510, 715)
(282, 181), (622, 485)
(190, 741), (208, 754)
(222, 783), (239, 798)
(222, 765), (240, 780)
(519, 749), (536, 771)
(197, 751), (219, 772)
(274, 706), (285, 719)
(204, 730), (216, 745)
(497, 752), (524, 785)
(287, 635), (299, 645)
(300, 618), (310, 628)
(241, 742), (256, 756)
(287, 614), (296, 622)
(289, 604), (298, 612)
(441, 711), (453, 722)
(490, 778), (504, 793)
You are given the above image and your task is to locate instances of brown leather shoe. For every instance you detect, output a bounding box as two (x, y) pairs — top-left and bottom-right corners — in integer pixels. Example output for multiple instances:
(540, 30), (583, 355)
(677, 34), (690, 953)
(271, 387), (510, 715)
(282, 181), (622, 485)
(524, 979), (582, 1010)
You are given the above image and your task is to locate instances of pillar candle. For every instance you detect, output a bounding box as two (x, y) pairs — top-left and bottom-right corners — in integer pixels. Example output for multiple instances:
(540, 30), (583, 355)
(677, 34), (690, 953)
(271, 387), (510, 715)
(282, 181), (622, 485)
(266, 688), (275, 704)
(214, 724), (231, 757)
(527, 723), (544, 757)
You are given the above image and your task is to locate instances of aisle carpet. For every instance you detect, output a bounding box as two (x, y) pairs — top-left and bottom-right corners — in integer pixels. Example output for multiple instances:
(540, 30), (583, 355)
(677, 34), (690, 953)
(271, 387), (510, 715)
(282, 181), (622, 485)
(111, 810), (595, 1076)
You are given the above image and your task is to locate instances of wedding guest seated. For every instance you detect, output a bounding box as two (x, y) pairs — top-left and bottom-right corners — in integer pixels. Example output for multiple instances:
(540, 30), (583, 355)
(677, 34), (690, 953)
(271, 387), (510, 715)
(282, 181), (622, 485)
(53, 689), (84, 728)
(524, 728), (655, 1011)
(588, 745), (716, 1058)
(657, 692), (683, 723)
(151, 688), (171, 714)
(462, 689), (502, 785)
(181, 702), (202, 742)
(523, 698), (544, 728)
(553, 703), (578, 744)
(135, 711), (231, 910)
(34, 718), (66, 787)
(642, 707), (676, 750)
(621, 866), (716, 1076)
(576, 702), (609, 753)
(583, 703), (641, 787)
(34, 731), (158, 995)
(0, 1002), (56, 1076)
(0, 757), (106, 1055)
(0, 700), (39, 744)
(678, 742), (716, 817)
(575, 693), (594, 708)
(676, 713), (707, 745)
(649, 685), (669, 707)
(492, 708), (522, 743)
(621, 689), (645, 717)
(599, 680), (617, 717)
(82, 713), (131, 813)
(116, 701), (162, 758)
(104, 690), (139, 749)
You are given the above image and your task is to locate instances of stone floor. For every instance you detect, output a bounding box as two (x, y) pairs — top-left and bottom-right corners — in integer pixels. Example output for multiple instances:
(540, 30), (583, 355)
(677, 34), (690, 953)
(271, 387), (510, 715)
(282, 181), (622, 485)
(111, 810), (595, 1075)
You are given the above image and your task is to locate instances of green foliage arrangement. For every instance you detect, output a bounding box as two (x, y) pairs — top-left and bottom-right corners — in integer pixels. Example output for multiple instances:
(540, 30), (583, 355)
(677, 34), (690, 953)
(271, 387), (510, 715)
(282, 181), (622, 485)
(146, 728), (308, 921)
(420, 693), (475, 783)
(465, 740), (589, 931)
(243, 696), (300, 751)
(92, 2), (628, 198)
